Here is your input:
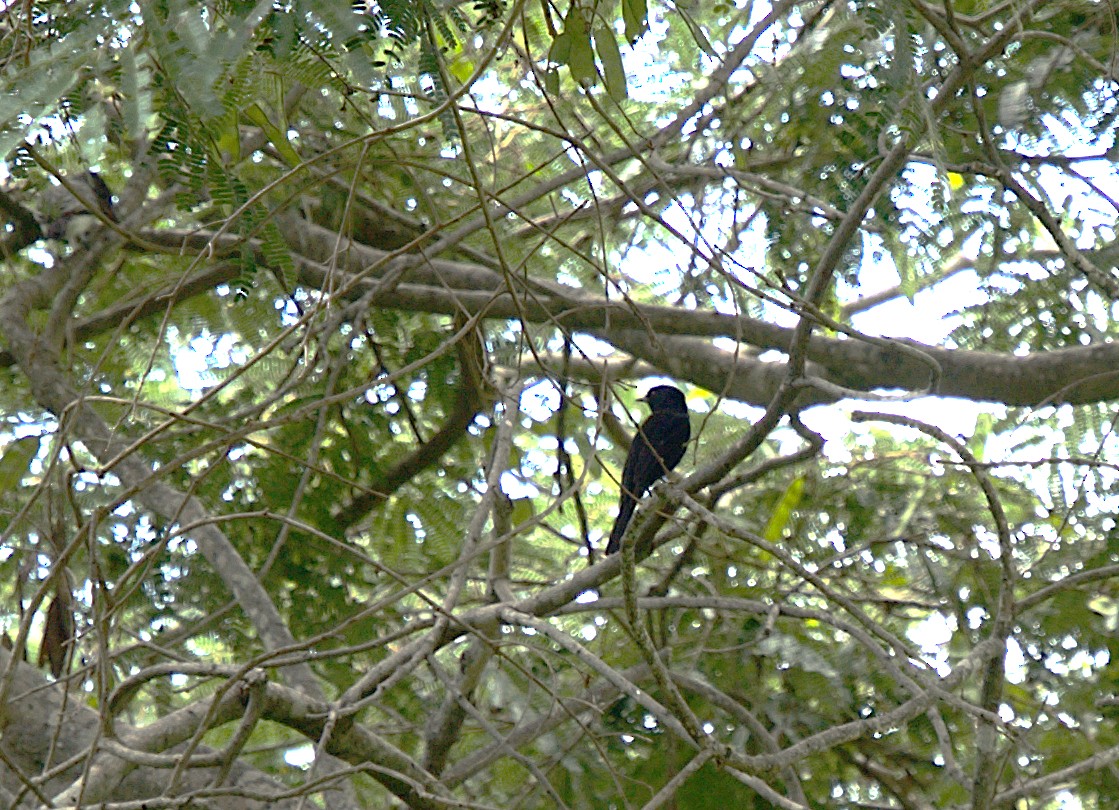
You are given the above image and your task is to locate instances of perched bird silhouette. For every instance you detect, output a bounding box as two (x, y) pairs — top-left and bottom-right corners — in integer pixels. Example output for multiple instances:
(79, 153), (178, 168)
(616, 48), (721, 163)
(606, 385), (690, 554)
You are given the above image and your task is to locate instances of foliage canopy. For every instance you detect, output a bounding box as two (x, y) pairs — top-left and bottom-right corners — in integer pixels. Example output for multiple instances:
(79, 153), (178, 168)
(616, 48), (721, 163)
(0, 1), (1118, 808)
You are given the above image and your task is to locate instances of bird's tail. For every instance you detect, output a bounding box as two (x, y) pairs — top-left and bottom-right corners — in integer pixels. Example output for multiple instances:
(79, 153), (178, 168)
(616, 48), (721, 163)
(606, 497), (637, 554)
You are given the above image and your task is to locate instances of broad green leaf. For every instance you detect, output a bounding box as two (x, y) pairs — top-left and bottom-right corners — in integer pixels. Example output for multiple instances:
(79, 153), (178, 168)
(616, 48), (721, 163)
(550, 31), (572, 66)
(0, 436), (38, 491)
(594, 26), (628, 103)
(566, 22), (596, 85)
(544, 67), (560, 95)
(622, 0), (648, 44)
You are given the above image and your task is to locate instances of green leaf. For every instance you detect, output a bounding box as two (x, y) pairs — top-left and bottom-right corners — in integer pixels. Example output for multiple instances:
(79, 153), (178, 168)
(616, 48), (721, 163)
(544, 67), (560, 95)
(550, 31), (572, 66)
(762, 475), (805, 542)
(594, 26), (627, 102)
(622, 0), (648, 44)
(243, 102), (302, 168)
(214, 110), (242, 164)
(562, 8), (596, 85)
(119, 47), (155, 142)
(568, 36), (596, 85)
(511, 497), (536, 527)
(0, 436), (38, 491)
(0, 65), (80, 158)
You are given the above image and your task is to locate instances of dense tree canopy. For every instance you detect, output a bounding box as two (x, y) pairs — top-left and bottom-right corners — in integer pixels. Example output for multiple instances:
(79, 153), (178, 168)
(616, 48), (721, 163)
(0, 0), (1118, 807)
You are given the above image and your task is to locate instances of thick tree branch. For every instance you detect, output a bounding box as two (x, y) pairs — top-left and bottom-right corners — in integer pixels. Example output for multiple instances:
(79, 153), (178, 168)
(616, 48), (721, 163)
(0, 249), (336, 728)
(0, 648), (298, 809)
(25, 224), (1119, 409)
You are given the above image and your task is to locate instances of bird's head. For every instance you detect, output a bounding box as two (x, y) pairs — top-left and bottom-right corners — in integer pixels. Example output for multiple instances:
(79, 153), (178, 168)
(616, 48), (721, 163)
(641, 385), (687, 412)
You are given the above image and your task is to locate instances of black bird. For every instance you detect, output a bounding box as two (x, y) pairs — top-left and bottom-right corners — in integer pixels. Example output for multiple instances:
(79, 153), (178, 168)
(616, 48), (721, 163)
(606, 385), (690, 554)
